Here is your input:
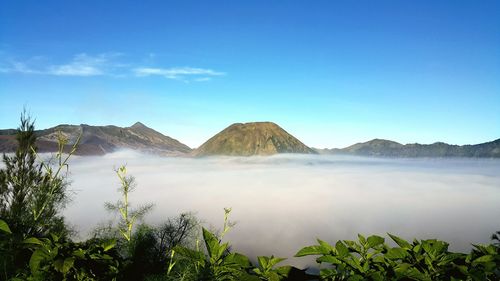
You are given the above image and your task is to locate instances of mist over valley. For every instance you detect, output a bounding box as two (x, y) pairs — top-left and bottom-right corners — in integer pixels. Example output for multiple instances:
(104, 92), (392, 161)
(62, 151), (500, 267)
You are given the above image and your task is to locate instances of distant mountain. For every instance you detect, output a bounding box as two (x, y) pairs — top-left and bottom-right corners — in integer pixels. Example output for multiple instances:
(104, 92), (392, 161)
(0, 122), (192, 156)
(192, 122), (316, 156)
(317, 138), (500, 158)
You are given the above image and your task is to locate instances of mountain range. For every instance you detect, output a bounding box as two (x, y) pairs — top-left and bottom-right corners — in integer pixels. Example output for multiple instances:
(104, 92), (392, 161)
(317, 138), (500, 158)
(0, 122), (499, 158)
(0, 122), (191, 156)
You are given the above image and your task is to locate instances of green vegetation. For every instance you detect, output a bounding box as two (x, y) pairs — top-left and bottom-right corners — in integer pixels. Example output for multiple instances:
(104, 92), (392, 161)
(1, 114), (499, 280)
(296, 234), (499, 280)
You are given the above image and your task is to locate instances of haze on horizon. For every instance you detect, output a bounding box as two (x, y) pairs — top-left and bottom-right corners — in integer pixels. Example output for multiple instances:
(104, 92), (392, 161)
(1, 1), (499, 149)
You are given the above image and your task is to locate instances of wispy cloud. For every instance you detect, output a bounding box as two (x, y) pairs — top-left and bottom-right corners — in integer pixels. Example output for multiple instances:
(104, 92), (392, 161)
(0, 53), (225, 82)
(134, 67), (225, 81)
(47, 53), (112, 76)
(0, 53), (122, 77)
(0, 61), (40, 74)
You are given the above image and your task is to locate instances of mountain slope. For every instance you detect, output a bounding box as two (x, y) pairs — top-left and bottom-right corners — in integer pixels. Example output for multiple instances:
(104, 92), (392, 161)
(192, 122), (316, 156)
(324, 138), (500, 158)
(0, 122), (192, 156)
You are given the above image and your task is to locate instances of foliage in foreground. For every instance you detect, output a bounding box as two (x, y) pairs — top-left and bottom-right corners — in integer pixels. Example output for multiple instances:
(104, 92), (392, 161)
(296, 233), (500, 280)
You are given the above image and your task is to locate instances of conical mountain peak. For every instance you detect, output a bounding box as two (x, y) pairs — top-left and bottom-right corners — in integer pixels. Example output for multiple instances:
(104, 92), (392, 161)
(193, 122), (315, 156)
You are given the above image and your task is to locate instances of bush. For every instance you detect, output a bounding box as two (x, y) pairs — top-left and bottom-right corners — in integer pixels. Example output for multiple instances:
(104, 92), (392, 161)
(295, 233), (500, 280)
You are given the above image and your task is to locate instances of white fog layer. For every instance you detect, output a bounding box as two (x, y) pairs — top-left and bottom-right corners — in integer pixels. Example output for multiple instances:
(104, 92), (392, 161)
(61, 151), (500, 267)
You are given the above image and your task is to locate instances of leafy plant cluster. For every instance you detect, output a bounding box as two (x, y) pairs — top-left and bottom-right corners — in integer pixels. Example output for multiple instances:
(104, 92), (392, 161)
(296, 234), (499, 280)
(0, 112), (499, 281)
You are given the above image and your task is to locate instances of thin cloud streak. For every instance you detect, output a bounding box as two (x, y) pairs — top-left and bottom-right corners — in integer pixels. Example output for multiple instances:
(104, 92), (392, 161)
(0, 53), (119, 76)
(47, 53), (109, 76)
(134, 66), (225, 81)
(0, 53), (225, 81)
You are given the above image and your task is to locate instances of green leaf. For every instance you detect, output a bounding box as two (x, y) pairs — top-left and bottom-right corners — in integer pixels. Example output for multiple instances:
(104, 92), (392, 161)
(344, 240), (362, 253)
(388, 233), (411, 249)
(472, 255), (494, 265)
(101, 239), (116, 252)
(24, 237), (44, 246)
(295, 245), (325, 257)
(367, 235), (385, 248)
(54, 258), (64, 272)
(257, 256), (269, 270)
(317, 239), (334, 253)
(202, 227), (220, 258)
(386, 247), (408, 260)
(225, 252), (251, 268)
(173, 245), (205, 261)
(394, 263), (423, 278)
(29, 249), (49, 274)
(358, 234), (367, 245)
(0, 219), (11, 234)
(335, 240), (349, 257)
(72, 248), (86, 259)
(276, 265), (292, 276)
(268, 256), (286, 269)
(62, 257), (75, 274)
(317, 255), (341, 264)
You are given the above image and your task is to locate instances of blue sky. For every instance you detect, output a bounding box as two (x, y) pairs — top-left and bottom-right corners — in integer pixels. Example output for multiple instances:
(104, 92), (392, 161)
(1, 0), (499, 148)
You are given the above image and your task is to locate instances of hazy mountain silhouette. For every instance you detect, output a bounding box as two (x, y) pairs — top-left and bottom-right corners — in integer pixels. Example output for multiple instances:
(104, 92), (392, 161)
(317, 138), (500, 158)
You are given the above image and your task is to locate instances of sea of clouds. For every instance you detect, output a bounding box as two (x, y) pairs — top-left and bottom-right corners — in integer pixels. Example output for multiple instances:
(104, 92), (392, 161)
(60, 151), (500, 268)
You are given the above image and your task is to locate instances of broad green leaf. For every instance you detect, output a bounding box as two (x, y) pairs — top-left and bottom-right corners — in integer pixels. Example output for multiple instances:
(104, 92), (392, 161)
(173, 245), (205, 261)
(388, 233), (411, 249)
(0, 219), (11, 234)
(295, 245), (326, 257)
(472, 255), (494, 265)
(24, 237), (44, 246)
(348, 273), (364, 281)
(267, 272), (280, 281)
(336, 240), (349, 257)
(225, 252), (251, 268)
(317, 255), (341, 264)
(257, 256), (269, 270)
(317, 239), (334, 253)
(358, 234), (367, 245)
(253, 268), (263, 275)
(102, 239), (116, 252)
(268, 256), (286, 268)
(50, 233), (59, 242)
(344, 240), (362, 253)
(72, 249), (86, 259)
(29, 249), (49, 274)
(202, 228), (220, 258)
(54, 258), (64, 272)
(367, 235), (385, 248)
(368, 271), (385, 281)
(276, 265), (292, 276)
(394, 263), (430, 280)
(62, 257), (75, 274)
(385, 247), (407, 260)
(437, 253), (465, 266)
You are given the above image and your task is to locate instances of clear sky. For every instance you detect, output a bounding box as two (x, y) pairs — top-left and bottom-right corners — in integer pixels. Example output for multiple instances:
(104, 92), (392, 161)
(1, 0), (499, 148)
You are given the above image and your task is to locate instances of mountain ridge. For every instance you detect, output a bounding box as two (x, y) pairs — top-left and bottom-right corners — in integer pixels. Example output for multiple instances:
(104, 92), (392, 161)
(0, 122), (192, 156)
(315, 138), (500, 158)
(1, 122), (499, 158)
